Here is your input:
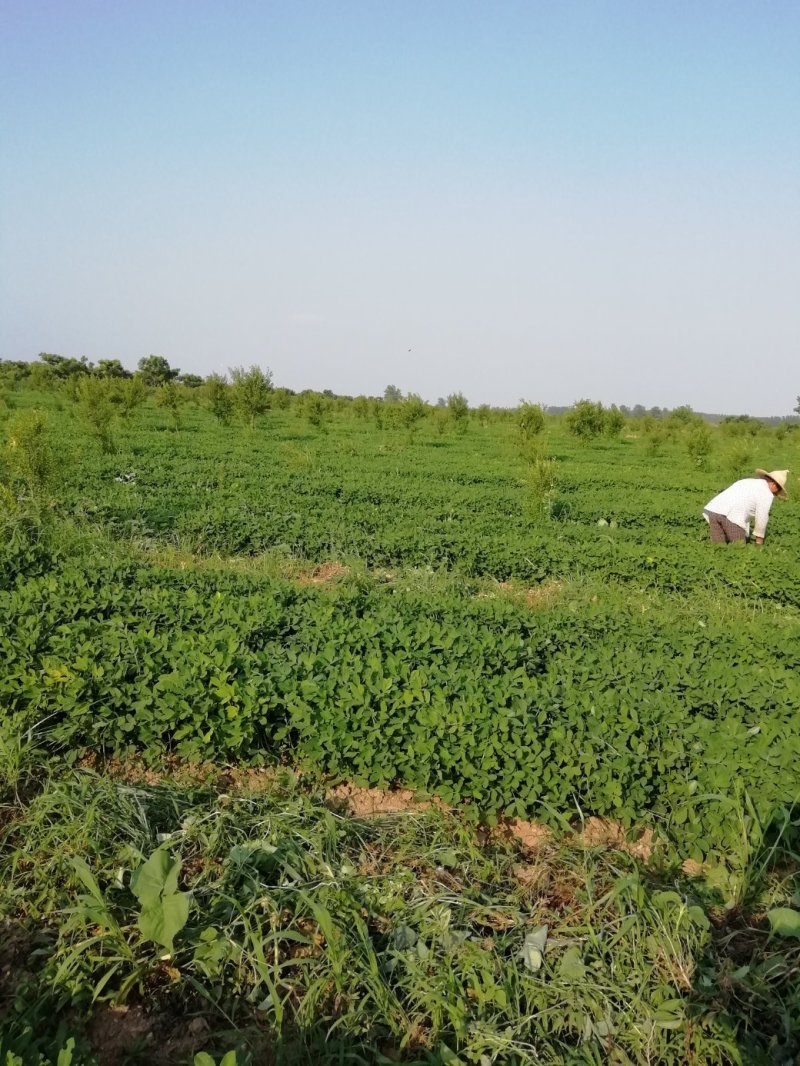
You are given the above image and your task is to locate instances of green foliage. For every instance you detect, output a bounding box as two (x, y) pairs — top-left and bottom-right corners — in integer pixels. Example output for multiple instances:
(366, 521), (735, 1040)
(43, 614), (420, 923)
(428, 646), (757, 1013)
(303, 391), (330, 429)
(1, 769), (798, 1064)
(352, 395), (370, 419)
(666, 404), (702, 429)
(722, 414), (763, 437)
(397, 392), (427, 434)
(565, 399), (607, 440)
(115, 376), (148, 419)
(74, 377), (118, 453)
(524, 447), (558, 517)
(517, 401), (544, 442)
(205, 374), (234, 425)
(687, 425), (713, 468)
(475, 403), (492, 427)
(154, 380), (186, 430)
(137, 354), (179, 387)
(129, 848), (191, 953)
(604, 404), (626, 437)
(229, 365), (273, 428)
(179, 373), (205, 389)
(447, 392), (469, 432)
(94, 359), (131, 380)
(383, 384), (402, 403)
(2, 409), (61, 501)
(4, 560), (800, 864)
(38, 353), (94, 380)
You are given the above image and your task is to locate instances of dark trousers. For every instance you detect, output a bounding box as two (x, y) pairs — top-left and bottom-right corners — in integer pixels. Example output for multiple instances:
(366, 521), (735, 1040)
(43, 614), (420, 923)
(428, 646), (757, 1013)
(705, 510), (747, 544)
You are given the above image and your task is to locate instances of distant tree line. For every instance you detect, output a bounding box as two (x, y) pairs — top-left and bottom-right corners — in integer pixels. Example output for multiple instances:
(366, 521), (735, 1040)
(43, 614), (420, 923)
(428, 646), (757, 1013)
(3, 355), (799, 431)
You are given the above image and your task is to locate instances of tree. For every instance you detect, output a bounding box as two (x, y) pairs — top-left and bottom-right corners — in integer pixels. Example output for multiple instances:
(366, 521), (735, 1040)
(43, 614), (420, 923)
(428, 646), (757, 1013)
(384, 384), (402, 404)
(38, 353), (93, 378)
(352, 395), (370, 419)
(794, 396), (800, 416)
(604, 405), (626, 437)
(95, 359), (131, 379)
(687, 425), (712, 468)
(178, 373), (204, 389)
(565, 399), (607, 441)
(229, 365), (273, 428)
(155, 381), (186, 430)
(447, 392), (469, 433)
(116, 376), (148, 419)
(205, 374), (234, 425)
(75, 377), (118, 453)
(398, 393), (427, 435)
(303, 391), (330, 429)
(517, 401), (545, 441)
(137, 355), (179, 387)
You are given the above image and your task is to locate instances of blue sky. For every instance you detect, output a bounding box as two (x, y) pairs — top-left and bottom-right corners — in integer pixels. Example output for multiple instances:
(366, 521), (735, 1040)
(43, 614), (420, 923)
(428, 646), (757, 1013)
(1, 1), (798, 412)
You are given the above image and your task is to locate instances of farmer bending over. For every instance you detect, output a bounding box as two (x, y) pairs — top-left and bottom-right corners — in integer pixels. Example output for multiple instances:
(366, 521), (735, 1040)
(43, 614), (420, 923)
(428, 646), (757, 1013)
(703, 469), (788, 545)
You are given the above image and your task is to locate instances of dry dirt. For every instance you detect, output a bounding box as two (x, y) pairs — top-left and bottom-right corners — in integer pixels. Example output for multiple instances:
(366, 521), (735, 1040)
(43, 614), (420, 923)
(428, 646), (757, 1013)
(326, 783), (447, 816)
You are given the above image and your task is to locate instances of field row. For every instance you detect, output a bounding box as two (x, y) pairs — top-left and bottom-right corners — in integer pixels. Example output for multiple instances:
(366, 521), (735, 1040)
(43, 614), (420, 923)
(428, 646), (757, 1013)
(4, 554), (799, 862)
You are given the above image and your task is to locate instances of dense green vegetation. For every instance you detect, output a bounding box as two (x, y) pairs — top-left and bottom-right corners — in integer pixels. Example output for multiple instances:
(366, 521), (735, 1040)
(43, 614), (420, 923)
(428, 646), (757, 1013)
(2, 369), (799, 1063)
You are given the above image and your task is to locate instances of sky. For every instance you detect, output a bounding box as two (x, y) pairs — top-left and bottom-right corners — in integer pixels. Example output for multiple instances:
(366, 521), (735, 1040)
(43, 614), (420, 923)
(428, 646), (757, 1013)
(1, 1), (798, 414)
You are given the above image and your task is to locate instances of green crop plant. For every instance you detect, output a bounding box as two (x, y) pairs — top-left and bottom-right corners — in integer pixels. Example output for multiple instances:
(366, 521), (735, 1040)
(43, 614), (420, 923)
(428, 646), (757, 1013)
(74, 376), (118, 454)
(3, 409), (62, 504)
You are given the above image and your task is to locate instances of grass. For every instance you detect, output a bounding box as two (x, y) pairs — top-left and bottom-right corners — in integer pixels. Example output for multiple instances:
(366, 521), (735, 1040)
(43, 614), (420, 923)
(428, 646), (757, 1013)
(1, 744), (799, 1065)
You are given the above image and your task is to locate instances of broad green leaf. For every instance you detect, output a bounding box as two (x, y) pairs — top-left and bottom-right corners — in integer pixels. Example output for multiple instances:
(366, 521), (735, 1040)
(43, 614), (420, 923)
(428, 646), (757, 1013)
(654, 998), (685, 1029)
(131, 848), (180, 907)
(767, 907), (800, 937)
(392, 923), (418, 950)
(138, 891), (191, 952)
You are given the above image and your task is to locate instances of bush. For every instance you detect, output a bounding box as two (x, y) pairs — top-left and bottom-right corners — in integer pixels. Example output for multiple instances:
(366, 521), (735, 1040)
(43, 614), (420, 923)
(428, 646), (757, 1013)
(75, 377), (118, 453)
(687, 426), (713, 468)
(116, 376), (148, 419)
(230, 366), (273, 428)
(565, 400), (607, 441)
(517, 401), (545, 442)
(155, 381), (186, 430)
(447, 392), (469, 433)
(2, 409), (62, 502)
(205, 374), (234, 425)
(398, 393), (427, 435)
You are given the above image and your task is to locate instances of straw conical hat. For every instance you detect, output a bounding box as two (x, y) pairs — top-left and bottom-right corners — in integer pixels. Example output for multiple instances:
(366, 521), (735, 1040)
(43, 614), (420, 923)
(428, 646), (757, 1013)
(755, 469), (789, 499)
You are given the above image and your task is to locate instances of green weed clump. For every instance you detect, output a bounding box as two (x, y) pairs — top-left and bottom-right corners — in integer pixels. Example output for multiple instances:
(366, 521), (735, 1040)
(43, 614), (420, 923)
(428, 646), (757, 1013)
(2, 768), (798, 1065)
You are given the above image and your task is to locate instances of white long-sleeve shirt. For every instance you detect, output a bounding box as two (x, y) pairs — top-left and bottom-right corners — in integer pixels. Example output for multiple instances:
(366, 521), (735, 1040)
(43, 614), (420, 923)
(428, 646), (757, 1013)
(703, 477), (774, 539)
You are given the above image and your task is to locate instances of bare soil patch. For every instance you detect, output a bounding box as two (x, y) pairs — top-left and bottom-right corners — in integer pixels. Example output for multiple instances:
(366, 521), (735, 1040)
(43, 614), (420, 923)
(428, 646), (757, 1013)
(88, 1004), (218, 1066)
(494, 816), (554, 851)
(327, 783), (446, 816)
(576, 817), (654, 862)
